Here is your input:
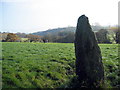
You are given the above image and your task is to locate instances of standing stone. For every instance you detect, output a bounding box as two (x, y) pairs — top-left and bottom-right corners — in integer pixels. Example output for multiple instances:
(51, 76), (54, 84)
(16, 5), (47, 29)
(74, 15), (104, 87)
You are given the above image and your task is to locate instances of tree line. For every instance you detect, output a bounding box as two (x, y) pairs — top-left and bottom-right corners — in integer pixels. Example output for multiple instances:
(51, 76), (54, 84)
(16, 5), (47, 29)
(1, 33), (43, 42)
(42, 27), (119, 44)
(0, 27), (119, 43)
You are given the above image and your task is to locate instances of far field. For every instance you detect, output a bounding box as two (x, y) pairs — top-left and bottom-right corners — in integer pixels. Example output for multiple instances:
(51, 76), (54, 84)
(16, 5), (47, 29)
(1, 42), (119, 88)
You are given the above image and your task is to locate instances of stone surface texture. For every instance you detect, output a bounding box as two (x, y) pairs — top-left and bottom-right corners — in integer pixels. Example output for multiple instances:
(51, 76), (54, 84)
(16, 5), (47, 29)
(74, 15), (104, 87)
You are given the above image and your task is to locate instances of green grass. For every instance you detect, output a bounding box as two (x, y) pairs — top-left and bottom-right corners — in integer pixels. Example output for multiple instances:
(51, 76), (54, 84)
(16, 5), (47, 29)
(1, 42), (119, 88)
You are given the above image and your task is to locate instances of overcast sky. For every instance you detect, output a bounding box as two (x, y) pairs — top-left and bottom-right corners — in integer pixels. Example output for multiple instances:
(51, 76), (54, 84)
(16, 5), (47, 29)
(0, 0), (119, 33)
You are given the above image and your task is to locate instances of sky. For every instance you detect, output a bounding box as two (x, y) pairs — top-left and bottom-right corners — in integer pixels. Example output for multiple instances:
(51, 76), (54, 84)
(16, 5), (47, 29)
(0, 0), (119, 33)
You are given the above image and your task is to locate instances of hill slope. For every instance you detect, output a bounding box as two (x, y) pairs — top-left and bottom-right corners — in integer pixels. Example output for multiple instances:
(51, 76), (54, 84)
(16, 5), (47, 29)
(32, 27), (75, 36)
(32, 26), (105, 36)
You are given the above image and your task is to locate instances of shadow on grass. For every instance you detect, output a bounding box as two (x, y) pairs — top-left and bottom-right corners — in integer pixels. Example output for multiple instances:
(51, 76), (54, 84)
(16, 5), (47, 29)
(58, 76), (117, 89)
(58, 76), (99, 89)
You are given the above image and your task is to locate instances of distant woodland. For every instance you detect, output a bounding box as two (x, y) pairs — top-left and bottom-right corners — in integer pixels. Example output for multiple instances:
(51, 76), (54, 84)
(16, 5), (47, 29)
(0, 26), (119, 44)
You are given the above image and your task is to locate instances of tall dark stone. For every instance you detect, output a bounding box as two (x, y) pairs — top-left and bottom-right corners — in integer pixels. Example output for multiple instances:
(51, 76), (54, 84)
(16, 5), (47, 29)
(74, 15), (104, 87)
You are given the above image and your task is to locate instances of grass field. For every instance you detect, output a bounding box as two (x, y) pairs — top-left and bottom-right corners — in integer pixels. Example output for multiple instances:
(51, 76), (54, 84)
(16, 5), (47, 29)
(1, 42), (119, 88)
